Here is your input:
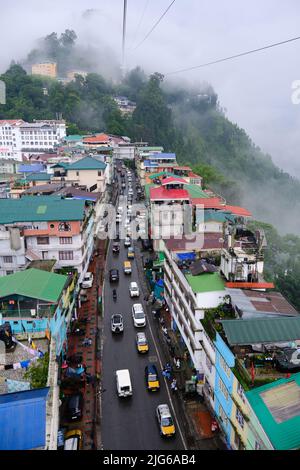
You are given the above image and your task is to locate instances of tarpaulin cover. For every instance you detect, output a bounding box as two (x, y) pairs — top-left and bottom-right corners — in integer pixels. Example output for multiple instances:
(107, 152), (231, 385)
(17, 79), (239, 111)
(176, 252), (196, 261)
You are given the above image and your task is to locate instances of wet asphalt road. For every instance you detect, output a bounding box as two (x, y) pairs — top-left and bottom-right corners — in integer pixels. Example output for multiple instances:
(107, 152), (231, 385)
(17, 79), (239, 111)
(101, 169), (184, 451)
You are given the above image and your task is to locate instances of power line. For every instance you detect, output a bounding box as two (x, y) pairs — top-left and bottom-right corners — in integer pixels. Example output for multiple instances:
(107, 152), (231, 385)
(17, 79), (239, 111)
(133, 0), (176, 50)
(165, 34), (300, 75)
(130, 0), (150, 49)
(122, 0), (128, 72)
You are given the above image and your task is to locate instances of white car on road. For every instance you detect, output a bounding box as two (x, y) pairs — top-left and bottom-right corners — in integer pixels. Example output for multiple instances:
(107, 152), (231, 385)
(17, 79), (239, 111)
(129, 282), (140, 298)
(81, 272), (93, 288)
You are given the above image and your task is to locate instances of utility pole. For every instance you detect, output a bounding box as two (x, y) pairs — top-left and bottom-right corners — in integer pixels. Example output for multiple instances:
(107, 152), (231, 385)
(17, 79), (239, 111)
(121, 0), (128, 77)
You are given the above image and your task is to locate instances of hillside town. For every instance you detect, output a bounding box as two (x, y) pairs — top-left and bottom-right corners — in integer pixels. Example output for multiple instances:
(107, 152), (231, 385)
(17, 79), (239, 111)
(0, 117), (299, 452)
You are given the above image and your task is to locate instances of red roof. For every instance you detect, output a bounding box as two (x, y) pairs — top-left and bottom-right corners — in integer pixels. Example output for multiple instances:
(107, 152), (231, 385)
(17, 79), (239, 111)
(175, 166), (192, 171)
(226, 282), (275, 289)
(161, 177), (188, 185)
(150, 187), (190, 201)
(83, 133), (110, 144)
(188, 172), (202, 179)
(224, 205), (252, 217)
(192, 197), (225, 209)
(0, 119), (24, 125)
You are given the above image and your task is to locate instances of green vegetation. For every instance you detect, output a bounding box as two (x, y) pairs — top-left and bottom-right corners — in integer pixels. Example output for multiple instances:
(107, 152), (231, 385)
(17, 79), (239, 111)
(1, 30), (300, 308)
(24, 352), (49, 388)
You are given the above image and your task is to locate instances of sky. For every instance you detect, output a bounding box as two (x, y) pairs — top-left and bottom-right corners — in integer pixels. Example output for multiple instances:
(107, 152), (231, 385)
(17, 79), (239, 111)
(1, 0), (300, 178)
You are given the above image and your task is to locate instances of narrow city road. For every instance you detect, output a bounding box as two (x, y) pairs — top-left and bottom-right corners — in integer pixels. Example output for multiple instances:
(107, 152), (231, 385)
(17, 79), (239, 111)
(101, 169), (184, 451)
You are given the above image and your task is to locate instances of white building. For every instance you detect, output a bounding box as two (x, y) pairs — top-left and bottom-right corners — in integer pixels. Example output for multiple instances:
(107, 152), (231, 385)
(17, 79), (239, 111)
(0, 119), (66, 161)
(162, 240), (226, 372)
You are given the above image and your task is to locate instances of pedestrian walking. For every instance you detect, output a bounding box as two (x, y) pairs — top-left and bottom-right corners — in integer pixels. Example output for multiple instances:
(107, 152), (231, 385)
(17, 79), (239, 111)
(171, 378), (177, 393)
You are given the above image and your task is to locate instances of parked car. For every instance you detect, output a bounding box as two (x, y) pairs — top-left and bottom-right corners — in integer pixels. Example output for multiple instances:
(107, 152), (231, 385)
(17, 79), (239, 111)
(81, 272), (93, 289)
(111, 314), (124, 333)
(127, 246), (135, 259)
(132, 303), (146, 327)
(142, 239), (153, 251)
(109, 269), (119, 282)
(156, 404), (175, 437)
(129, 281), (140, 297)
(136, 332), (149, 354)
(65, 393), (84, 422)
(64, 429), (83, 450)
(145, 364), (160, 391)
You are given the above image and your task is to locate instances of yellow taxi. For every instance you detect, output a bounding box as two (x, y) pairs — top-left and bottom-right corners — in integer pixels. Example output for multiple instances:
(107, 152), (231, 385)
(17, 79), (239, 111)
(64, 429), (83, 450)
(156, 404), (176, 438)
(136, 332), (149, 353)
(145, 364), (160, 392)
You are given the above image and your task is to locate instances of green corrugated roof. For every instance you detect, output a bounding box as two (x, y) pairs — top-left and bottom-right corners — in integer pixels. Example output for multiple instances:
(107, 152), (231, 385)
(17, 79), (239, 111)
(185, 184), (209, 198)
(26, 173), (51, 182)
(148, 172), (176, 179)
(139, 147), (164, 152)
(0, 268), (68, 303)
(204, 210), (235, 223)
(246, 373), (300, 450)
(65, 135), (84, 142)
(0, 196), (86, 223)
(67, 156), (106, 171)
(185, 272), (225, 293)
(221, 317), (300, 345)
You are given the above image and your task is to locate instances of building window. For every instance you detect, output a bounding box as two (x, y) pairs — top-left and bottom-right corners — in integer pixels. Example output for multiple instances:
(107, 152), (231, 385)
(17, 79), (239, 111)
(60, 237), (72, 244)
(206, 355), (212, 373)
(219, 378), (229, 401)
(59, 251), (73, 260)
(218, 404), (227, 425)
(3, 256), (13, 264)
(6, 270), (14, 275)
(220, 355), (231, 378)
(97, 171), (102, 176)
(37, 236), (49, 245)
(236, 408), (244, 429)
(237, 382), (246, 403)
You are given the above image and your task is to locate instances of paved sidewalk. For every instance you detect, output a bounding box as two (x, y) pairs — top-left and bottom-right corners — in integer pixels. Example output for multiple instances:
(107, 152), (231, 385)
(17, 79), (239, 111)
(64, 239), (106, 450)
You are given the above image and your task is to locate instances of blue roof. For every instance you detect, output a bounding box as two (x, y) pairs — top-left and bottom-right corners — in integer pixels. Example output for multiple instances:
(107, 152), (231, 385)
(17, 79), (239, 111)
(18, 164), (44, 173)
(0, 387), (49, 450)
(148, 153), (176, 159)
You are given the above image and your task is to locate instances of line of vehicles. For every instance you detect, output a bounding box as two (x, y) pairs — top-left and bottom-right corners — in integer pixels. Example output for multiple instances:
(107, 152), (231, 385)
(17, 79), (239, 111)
(110, 163), (176, 439)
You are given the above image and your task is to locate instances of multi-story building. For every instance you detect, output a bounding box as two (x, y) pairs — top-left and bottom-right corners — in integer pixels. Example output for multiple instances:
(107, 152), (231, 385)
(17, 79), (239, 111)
(0, 120), (66, 161)
(52, 156), (107, 193)
(163, 240), (226, 372)
(31, 62), (57, 78)
(0, 196), (95, 282)
(220, 226), (266, 283)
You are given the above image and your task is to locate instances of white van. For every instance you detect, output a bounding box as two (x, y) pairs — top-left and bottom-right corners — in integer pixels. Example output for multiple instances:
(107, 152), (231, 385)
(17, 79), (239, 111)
(116, 369), (132, 398)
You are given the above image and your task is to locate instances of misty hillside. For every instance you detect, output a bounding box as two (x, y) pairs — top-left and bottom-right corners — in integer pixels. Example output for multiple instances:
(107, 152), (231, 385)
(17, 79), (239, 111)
(1, 30), (300, 236)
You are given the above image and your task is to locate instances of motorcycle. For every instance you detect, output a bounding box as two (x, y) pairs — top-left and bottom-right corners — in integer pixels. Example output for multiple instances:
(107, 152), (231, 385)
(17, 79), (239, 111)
(112, 289), (117, 301)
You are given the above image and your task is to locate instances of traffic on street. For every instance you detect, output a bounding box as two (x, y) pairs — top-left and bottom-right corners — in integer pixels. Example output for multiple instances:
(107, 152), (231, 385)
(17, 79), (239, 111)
(101, 165), (186, 451)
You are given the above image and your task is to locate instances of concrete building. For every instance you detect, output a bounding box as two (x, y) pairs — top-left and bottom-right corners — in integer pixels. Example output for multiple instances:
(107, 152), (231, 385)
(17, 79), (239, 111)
(0, 119), (66, 161)
(31, 62), (57, 79)
(52, 156), (107, 193)
(163, 240), (226, 372)
(220, 226), (266, 283)
(0, 196), (95, 282)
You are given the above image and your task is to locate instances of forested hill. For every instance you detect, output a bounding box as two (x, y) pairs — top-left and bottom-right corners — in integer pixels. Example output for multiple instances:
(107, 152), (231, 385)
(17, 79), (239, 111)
(1, 62), (300, 235)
